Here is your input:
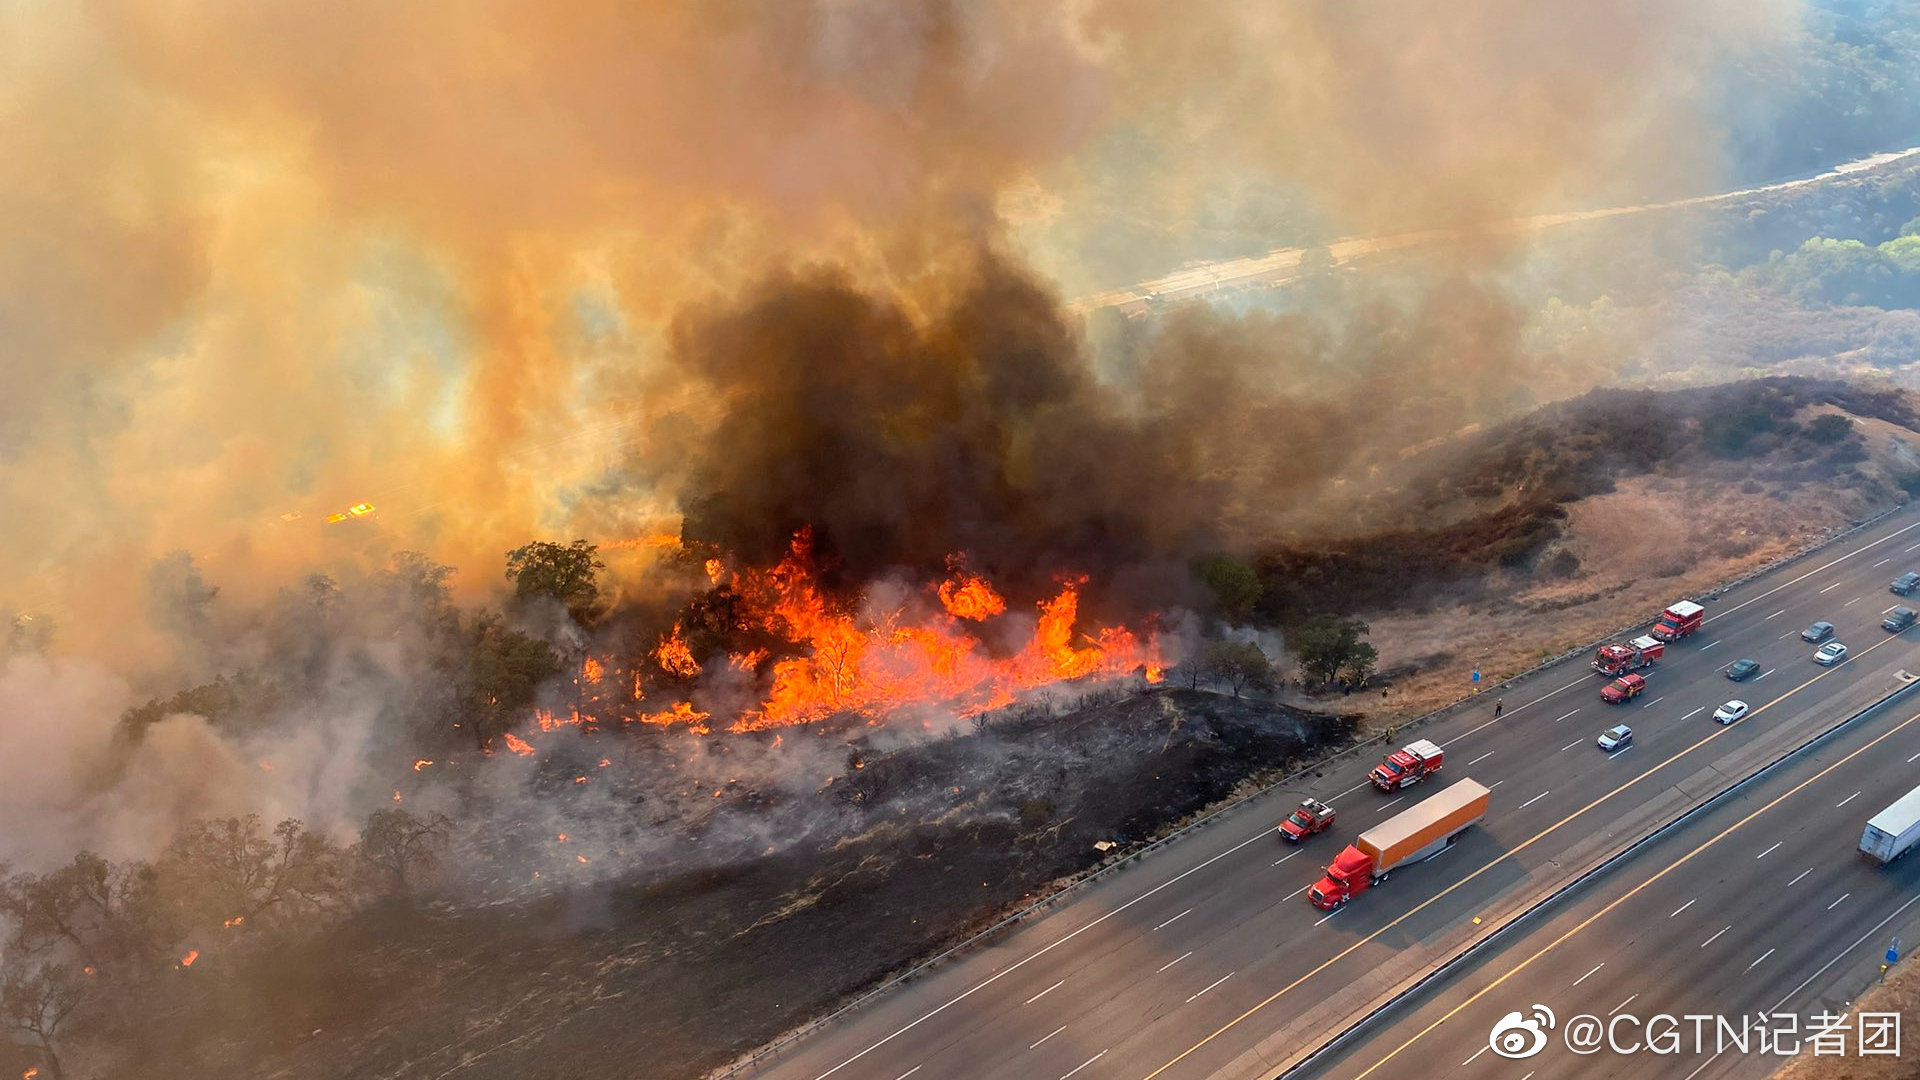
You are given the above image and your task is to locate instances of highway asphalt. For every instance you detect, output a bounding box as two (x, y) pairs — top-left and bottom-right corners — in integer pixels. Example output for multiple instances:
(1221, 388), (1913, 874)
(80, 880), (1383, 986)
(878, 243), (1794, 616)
(734, 508), (1920, 1080)
(1294, 670), (1920, 1080)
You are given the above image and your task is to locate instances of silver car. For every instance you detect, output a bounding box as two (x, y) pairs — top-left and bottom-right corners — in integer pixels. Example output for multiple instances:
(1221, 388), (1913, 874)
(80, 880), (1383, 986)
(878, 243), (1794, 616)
(1597, 724), (1634, 752)
(1814, 641), (1849, 666)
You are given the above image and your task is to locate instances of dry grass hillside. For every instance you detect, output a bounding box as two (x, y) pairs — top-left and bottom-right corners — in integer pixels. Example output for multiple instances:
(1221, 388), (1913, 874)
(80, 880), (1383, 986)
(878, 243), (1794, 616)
(1258, 378), (1920, 722)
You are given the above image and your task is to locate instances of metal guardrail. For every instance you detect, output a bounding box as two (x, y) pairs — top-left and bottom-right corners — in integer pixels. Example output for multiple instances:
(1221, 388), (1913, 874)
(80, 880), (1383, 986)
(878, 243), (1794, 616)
(709, 501), (1908, 1078)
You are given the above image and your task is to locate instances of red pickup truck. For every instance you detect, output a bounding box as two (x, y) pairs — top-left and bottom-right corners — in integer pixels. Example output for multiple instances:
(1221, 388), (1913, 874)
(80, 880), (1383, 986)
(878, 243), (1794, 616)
(1277, 798), (1336, 841)
(1601, 672), (1649, 704)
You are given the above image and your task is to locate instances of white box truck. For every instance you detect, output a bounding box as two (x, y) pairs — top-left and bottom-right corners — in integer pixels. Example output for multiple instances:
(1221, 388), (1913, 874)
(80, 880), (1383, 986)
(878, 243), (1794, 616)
(1859, 783), (1920, 864)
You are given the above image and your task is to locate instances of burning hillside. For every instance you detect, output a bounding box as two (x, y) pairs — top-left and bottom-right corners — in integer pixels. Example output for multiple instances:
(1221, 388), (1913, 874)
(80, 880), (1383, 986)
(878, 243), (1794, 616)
(533, 530), (1163, 744)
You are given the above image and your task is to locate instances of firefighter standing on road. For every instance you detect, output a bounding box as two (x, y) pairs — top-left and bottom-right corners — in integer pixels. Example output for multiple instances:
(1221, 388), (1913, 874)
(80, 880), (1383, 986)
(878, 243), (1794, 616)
(1493, 697), (1505, 718)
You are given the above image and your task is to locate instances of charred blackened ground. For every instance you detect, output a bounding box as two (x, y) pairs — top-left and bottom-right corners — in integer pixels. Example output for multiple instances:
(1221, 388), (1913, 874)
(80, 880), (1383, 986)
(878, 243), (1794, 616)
(92, 688), (1346, 1080)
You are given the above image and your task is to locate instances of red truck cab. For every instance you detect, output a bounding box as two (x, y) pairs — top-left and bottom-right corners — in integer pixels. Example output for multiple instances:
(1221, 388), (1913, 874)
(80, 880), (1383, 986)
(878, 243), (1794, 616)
(1370, 739), (1444, 792)
(1278, 798), (1336, 841)
(1601, 672), (1648, 704)
(1309, 845), (1377, 908)
(1650, 600), (1705, 643)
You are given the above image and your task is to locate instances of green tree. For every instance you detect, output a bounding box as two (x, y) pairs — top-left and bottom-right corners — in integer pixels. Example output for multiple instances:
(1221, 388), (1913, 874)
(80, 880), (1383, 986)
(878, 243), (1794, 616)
(1203, 640), (1274, 699)
(358, 808), (453, 895)
(0, 852), (172, 973)
(1340, 642), (1380, 688)
(1804, 413), (1854, 445)
(1, 958), (83, 1080)
(158, 816), (346, 930)
(1291, 614), (1374, 687)
(147, 551), (219, 640)
(505, 540), (606, 624)
(459, 612), (564, 750)
(1195, 554), (1261, 624)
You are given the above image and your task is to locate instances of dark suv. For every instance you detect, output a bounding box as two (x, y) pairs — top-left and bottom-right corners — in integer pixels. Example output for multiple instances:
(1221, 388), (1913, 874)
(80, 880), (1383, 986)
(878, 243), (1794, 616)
(1887, 606), (1918, 632)
(1893, 572), (1920, 596)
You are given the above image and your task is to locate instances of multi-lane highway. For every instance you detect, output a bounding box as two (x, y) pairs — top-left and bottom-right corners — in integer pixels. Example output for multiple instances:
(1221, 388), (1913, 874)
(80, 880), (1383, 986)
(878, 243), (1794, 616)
(729, 508), (1920, 1080)
(1298, 680), (1920, 1080)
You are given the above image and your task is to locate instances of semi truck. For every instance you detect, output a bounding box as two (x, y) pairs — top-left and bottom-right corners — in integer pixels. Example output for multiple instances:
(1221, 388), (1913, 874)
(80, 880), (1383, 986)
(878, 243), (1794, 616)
(1370, 739), (1444, 792)
(1650, 600), (1706, 643)
(1859, 783), (1920, 864)
(1308, 779), (1492, 910)
(1594, 635), (1666, 676)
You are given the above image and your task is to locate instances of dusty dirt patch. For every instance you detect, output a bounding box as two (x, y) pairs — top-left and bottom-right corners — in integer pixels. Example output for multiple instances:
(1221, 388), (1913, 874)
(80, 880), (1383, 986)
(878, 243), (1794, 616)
(1772, 958), (1920, 1080)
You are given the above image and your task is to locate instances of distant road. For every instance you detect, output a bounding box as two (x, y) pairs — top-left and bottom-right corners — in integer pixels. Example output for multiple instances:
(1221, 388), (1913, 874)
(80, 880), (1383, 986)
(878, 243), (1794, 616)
(1069, 145), (1920, 316)
(732, 508), (1920, 1080)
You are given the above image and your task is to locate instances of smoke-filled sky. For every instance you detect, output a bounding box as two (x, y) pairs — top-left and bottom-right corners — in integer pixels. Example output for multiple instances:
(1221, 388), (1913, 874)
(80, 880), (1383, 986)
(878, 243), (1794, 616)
(0, 0), (1809, 652)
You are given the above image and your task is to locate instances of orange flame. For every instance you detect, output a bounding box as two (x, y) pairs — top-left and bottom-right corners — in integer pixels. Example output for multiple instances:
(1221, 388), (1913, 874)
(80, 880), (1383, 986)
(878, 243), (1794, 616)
(602, 533), (681, 551)
(180, 950), (199, 967)
(939, 565), (1007, 621)
(656, 622), (701, 677)
(25, 1069), (40, 1080)
(698, 534), (1158, 732)
(597, 757), (612, 768)
(502, 732), (535, 757)
(412, 758), (433, 772)
(576, 854), (590, 865)
(582, 657), (604, 684)
(637, 701), (711, 734)
(391, 790), (403, 803)
(573, 776), (589, 785)
(223, 916), (245, 928)
(536, 707), (590, 732)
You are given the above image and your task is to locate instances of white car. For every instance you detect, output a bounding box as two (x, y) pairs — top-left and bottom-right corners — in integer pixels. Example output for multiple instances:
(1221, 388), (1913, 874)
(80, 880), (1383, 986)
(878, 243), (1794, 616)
(1713, 700), (1750, 725)
(1597, 724), (1634, 752)
(1814, 641), (1849, 666)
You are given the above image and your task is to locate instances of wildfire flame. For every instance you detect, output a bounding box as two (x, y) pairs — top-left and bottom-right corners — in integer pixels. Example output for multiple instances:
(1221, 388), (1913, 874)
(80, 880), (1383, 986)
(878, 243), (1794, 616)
(223, 916), (245, 928)
(392, 790), (403, 803)
(602, 533), (682, 550)
(938, 564), (1007, 621)
(412, 758), (433, 772)
(26, 1069), (40, 1079)
(500, 532), (1160, 753)
(637, 700), (711, 734)
(685, 534), (1159, 732)
(656, 622), (701, 677)
(180, 949), (199, 968)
